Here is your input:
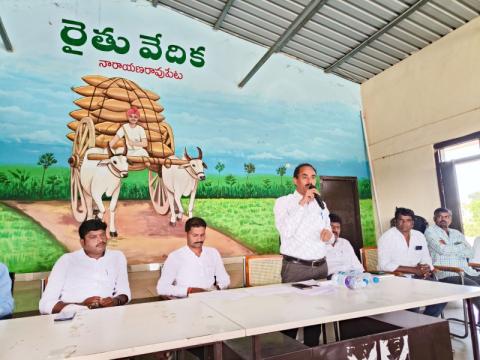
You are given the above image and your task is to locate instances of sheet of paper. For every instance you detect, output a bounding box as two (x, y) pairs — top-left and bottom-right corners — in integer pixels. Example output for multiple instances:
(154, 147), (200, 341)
(243, 284), (295, 296)
(193, 290), (249, 301)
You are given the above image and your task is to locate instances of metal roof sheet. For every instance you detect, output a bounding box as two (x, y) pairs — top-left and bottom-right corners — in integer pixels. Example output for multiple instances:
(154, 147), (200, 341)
(157, 0), (480, 84)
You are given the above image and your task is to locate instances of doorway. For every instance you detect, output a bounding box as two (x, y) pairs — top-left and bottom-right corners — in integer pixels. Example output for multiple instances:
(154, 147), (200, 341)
(435, 133), (480, 243)
(320, 176), (363, 259)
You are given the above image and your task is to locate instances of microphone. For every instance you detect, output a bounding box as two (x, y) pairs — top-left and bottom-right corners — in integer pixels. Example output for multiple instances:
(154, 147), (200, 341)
(308, 184), (325, 209)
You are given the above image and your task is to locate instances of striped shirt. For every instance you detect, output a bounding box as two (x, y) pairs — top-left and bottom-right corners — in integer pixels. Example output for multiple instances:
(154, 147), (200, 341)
(425, 224), (478, 279)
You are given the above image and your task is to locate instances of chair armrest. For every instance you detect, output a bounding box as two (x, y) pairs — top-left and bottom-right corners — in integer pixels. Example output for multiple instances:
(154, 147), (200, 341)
(468, 262), (480, 270)
(158, 295), (182, 301)
(388, 271), (407, 277)
(434, 265), (464, 274)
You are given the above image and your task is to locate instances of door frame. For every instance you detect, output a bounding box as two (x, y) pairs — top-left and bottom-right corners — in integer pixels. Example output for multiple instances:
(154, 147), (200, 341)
(434, 132), (480, 232)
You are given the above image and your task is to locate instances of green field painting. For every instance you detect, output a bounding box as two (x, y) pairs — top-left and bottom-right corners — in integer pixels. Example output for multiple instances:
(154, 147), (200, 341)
(0, 203), (66, 273)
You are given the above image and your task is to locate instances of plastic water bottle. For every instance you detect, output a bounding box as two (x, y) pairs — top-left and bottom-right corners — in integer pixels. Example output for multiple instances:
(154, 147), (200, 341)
(331, 270), (359, 286)
(331, 271), (348, 286)
(361, 272), (380, 286)
(345, 275), (367, 289)
(332, 271), (380, 289)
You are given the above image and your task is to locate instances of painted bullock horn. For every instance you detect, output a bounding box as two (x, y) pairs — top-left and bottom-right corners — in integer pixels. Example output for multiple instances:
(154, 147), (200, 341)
(184, 147), (192, 161)
(107, 143), (114, 158)
(122, 139), (128, 156)
(196, 147), (203, 160)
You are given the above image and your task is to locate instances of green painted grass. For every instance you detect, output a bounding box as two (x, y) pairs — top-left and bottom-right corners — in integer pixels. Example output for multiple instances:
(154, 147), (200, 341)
(0, 203), (66, 273)
(360, 199), (376, 246)
(184, 198), (376, 254)
(0, 165), (372, 200)
(184, 198), (279, 254)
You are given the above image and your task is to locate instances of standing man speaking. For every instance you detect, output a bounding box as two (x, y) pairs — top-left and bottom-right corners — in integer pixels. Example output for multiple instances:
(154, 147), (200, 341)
(274, 163), (333, 346)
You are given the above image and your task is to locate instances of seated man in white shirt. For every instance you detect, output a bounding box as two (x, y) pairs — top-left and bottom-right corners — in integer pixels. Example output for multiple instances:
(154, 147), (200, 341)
(157, 217), (230, 297)
(0, 262), (14, 319)
(378, 207), (446, 317)
(326, 213), (364, 278)
(39, 219), (131, 314)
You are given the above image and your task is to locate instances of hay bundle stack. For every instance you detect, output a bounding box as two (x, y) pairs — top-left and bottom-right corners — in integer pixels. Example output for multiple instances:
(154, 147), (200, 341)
(67, 75), (174, 158)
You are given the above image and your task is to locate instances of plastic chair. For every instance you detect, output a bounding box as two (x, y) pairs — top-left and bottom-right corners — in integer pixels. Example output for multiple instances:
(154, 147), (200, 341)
(435, 265), (469, 339)
(8, 272), (14, 294)
(471, 237), (480, 263)
(245, 255), (282, 287)
(360, 246), (378, 273)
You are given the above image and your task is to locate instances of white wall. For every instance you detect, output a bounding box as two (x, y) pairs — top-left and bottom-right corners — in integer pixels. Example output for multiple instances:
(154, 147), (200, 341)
(361, 16), (480, 234)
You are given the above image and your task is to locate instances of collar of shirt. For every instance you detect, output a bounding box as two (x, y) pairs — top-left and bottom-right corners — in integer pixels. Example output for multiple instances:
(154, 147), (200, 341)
(431, 224), (450, 238)
(77, 249), (108, 262)
(293, 190), (303, 201)
(182, 245), (206, 259)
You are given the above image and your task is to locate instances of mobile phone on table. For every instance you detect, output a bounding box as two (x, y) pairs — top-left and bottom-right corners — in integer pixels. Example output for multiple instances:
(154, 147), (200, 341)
(291, 283), (313, 289)
(369, 271), (386, 275)
(54, 311), (76, 322)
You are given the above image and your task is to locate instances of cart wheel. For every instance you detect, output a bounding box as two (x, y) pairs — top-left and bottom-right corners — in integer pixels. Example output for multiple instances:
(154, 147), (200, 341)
(148, 169), (170, 215)
(69, 117), (95, 221)
(70, 167), (87, 222)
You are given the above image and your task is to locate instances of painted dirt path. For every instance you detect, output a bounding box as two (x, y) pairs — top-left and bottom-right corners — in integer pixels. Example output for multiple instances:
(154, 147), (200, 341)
(6, 200), (254, 264)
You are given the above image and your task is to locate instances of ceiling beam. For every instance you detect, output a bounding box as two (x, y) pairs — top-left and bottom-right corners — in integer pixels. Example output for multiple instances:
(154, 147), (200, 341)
(324, 0), (430, 74)
(214, 0), (236, 30)
(238, 0), (328, 88)
(0, 17), (13, 52)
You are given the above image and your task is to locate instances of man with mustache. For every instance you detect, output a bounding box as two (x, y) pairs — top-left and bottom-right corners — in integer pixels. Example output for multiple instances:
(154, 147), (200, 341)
(109, 106), (149, 157)
(378, 207), (446, 317)
(39, 219), (130, 314)
(274, 163), (333, 346)
(326, 213), (364, 277)
(157, 217), (230, 297)
(425, 207), (480, 321)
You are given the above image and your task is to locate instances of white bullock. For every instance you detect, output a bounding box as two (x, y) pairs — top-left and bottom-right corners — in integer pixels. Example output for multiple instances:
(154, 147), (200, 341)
(162, 147), (207, 225)
(80, 144), (129, 237)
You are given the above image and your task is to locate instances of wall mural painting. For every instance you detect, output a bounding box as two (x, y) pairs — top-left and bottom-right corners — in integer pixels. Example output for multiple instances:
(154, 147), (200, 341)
(0, 0), (374, 273)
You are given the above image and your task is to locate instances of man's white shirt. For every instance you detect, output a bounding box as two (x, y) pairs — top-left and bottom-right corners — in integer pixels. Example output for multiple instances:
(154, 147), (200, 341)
(39, 249), (131, 314)
(116, 124), (147, 150)
(326, 237), (364, 275)
(274, 191), (330, 260)
(156, 246), (230, 297)
(378, 227), (433, 272)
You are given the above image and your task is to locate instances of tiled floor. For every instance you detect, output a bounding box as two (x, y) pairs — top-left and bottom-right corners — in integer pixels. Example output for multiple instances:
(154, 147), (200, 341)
(444, 301), (479, 360)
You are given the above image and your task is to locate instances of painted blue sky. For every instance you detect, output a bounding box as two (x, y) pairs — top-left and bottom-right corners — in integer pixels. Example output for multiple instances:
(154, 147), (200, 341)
(0, 0), (369, 177)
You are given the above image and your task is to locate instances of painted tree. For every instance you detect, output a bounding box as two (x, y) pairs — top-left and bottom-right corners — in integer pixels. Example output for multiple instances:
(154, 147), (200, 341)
(46, 175), (62, 196)
(215, 161), (225, 185)
(276, 165), (287, 185)
(37, 153), (57, 197)
(244, 162), (255, 183)
(0, 172), (10, 186)
(263, 178), (272, 190)
(225, 174), (237, 187)
(9, 169), (30, 186)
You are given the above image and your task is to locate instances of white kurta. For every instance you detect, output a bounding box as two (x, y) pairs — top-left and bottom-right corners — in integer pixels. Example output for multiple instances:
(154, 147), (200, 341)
(39, 249), (131, 314)
(156, 246), (230, 297)
(326, 237), (364, 275)
(116, 124), (148, 156)
(378, 227), (433, 272)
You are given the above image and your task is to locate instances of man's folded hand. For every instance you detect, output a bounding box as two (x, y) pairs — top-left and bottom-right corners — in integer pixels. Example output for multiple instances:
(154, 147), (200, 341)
(187, 287), (206, 295)
(82, 296), (101, 309)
